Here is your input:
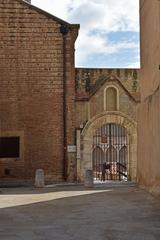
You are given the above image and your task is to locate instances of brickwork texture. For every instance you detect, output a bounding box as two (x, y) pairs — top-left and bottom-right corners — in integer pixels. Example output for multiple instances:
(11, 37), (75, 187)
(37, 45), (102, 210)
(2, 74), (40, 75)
(0, 0), (79, 182)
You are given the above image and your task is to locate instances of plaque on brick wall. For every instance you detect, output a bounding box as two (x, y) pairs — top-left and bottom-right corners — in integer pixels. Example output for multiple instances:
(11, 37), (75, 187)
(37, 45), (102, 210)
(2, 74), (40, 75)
(67, 145), (76, 153)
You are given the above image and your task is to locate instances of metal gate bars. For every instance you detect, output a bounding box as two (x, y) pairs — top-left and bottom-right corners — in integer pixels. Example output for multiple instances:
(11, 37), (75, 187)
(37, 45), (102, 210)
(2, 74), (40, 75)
(92, 123), (129, 181)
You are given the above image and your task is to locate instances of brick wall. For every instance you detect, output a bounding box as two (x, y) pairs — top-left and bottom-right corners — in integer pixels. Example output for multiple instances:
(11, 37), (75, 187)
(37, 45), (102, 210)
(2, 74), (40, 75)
(0, 0), (79, 182)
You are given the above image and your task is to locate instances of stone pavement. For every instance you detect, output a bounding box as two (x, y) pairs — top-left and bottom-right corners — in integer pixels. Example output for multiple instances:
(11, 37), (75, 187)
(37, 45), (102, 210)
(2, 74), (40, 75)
(0, 183), (160, 240)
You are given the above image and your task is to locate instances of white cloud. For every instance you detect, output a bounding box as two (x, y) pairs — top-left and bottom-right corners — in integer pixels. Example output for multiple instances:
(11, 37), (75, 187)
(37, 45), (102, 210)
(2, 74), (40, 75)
(31, 0), (140, 67)
(32, 0), (71, 20)
(75, 32), (139, 66)
(32, 0), (139, 32)
(68, 0), (139, 32)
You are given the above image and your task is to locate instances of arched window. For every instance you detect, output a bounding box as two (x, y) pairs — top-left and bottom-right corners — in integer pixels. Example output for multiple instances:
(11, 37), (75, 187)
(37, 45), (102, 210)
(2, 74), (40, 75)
(119, 146), (127, 166)
(106, 146), (117, 163)
(92, 147), (104, 179)
(93, 147), (104, 170)
(105, 87), (118, 111)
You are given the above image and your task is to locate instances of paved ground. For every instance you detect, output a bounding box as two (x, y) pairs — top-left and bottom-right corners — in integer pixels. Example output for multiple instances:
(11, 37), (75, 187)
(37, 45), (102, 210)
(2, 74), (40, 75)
(0, 183), (160, 240)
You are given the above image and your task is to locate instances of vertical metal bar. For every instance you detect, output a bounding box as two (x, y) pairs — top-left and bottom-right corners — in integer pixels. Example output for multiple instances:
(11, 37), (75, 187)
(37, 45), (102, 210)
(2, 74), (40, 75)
(124, 128), (125, 170)
(94, 135), (96, 180)
(98, 135), (99, 181)
(106, 124), (108, 180)
(121, 125), (123, 181)
(121, 127), (123, 169)
(119, 125), (121, 181)
(92, 137), (94, 180)
(96, 131), (98, 180)
(109, 124), (112, 180)
(116, 125), (118, 180)
(127, 130), (129, 180)
(115, 124), (117, 180)
(102, 125), (103, 181)
(111, 124), (113, 180)
(112, 124), (114, 180)
(93, 136), (95, 180)
(124, 128), (127, 179)
(101, 127), (102, 180)
(122, 127), (124, 180)
(93, 137), (94, 180)
(125, 130), (127, 180)
(113, 124), (115, 180)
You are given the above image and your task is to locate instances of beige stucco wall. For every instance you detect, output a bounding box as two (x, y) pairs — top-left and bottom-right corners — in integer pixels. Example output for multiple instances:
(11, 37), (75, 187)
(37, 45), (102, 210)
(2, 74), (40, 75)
(140, 0), (160, 100)
(138, 0), (160, 197)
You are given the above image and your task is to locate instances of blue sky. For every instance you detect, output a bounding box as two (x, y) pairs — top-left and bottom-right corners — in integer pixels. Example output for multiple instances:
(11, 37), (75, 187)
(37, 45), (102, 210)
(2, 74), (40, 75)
(32, 0), (140, 68)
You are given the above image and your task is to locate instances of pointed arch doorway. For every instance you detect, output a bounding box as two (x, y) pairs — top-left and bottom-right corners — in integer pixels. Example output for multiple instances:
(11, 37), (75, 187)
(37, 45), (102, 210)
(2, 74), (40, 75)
(92, 123), (128, 181)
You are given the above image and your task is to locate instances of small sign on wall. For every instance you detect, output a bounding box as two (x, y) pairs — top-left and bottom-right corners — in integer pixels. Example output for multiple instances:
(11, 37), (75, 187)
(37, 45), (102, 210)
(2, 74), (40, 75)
(67, 145), (76, 153)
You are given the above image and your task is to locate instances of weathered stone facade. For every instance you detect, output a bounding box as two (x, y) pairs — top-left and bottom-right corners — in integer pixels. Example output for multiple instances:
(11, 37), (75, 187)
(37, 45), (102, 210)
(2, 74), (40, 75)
(0, 0), (79, 183)
(75, 68), (140, 182)
(0, 0), (140, 184)
(137, 0), (160, 197)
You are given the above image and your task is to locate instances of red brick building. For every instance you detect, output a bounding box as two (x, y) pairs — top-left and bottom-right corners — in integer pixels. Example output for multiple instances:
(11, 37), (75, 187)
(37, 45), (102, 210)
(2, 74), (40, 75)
(0, 0), (79, 184)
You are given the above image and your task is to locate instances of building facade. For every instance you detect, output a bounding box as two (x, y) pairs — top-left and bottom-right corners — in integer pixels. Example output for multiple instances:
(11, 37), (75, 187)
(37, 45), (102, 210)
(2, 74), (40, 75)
(75, 68), (140, 182)
(137, 0), (160, 197)
(0, 0), (140, 184)
(0, 0), (79, 183)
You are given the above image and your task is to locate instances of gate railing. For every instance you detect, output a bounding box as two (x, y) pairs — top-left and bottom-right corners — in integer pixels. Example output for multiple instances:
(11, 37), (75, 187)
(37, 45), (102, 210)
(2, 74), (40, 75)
(116, 162), (127, 179)
(93, 123), (129, 181)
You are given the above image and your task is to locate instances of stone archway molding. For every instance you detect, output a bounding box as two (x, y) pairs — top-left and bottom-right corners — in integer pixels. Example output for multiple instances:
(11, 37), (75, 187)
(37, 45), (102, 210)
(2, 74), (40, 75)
(79, 111), (137, 182)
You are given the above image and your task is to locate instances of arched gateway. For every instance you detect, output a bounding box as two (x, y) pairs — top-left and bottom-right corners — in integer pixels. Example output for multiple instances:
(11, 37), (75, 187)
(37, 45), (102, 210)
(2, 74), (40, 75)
(78, 112), (137, 182)
(93, 123), (128, 181)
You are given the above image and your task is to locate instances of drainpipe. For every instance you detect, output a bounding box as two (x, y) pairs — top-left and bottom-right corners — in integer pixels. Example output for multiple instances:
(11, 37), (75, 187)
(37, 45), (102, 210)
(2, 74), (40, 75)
(60, 24), (69, 181)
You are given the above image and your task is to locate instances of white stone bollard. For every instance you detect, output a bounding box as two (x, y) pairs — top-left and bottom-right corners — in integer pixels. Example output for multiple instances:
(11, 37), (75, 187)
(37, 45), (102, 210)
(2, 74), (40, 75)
(84, 170), (94, 188)
(35, 169), (45, 188)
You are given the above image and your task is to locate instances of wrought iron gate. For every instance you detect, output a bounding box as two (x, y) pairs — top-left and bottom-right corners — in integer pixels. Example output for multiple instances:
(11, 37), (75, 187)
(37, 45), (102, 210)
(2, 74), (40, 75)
(92, 123), (129, 181)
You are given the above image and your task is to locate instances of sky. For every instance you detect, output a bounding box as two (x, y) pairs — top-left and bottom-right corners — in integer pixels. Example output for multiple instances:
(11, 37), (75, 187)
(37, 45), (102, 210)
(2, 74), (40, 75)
(32, 0), (140, 68)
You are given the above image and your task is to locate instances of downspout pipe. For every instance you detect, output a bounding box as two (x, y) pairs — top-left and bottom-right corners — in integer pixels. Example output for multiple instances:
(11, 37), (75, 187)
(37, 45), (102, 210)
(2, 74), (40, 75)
(60, 24), (70, 181)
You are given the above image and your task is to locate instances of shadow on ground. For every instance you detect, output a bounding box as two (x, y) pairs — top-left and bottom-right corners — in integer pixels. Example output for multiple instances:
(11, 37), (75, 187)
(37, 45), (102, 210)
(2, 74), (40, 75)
(0, 185), (160, 240)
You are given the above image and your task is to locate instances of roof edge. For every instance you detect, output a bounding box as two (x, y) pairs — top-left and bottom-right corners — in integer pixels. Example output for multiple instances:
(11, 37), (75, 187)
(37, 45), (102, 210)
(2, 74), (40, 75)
(17, 0), (79, 28)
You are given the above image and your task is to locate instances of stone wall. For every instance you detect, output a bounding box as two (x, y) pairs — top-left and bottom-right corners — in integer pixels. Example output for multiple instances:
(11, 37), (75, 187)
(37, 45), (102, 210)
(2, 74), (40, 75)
(79, 113), (137, 182)
(75, 68), (140, 182)
(137, 0), (160, 197)
(0, 0), (79, 182)
(75, 68), (140, 129)
(76, 68), (140, 96)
